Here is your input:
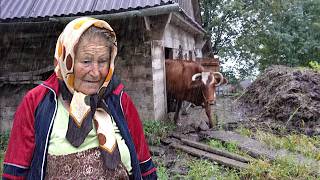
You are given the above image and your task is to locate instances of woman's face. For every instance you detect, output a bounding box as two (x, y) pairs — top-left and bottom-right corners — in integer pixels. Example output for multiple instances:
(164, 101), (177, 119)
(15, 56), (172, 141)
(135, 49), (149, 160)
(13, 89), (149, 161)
(74, 35), (110, 95)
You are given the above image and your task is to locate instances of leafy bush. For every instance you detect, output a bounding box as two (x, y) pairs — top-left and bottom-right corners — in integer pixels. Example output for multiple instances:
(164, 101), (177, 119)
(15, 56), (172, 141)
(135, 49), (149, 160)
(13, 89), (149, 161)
(309, 61), (320, 72)
(0, 131), (10, 151)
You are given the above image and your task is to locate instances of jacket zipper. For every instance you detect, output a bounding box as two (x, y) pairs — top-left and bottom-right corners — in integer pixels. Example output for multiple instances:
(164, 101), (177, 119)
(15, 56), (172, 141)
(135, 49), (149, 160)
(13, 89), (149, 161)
(39, 84), (58, 180)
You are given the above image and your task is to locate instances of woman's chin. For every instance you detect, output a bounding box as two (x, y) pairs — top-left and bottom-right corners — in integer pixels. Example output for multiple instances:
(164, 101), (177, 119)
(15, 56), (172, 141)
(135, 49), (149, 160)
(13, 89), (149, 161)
(77, 87), (99, 95)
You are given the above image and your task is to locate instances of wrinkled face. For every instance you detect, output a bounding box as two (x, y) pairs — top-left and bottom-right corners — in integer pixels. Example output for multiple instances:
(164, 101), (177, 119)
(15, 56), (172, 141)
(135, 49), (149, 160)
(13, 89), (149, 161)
(74, 35), (110, 95)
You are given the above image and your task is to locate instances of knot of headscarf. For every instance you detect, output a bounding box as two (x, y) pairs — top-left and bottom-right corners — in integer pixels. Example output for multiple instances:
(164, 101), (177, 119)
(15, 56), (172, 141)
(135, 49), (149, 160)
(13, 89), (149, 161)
(54, 17), (120, 170)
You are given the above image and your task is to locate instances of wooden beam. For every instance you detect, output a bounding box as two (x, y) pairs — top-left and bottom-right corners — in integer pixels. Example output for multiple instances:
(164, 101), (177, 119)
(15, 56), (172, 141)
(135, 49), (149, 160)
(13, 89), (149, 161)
(169, 142), (248, 169)
(180, 138), (252, 163)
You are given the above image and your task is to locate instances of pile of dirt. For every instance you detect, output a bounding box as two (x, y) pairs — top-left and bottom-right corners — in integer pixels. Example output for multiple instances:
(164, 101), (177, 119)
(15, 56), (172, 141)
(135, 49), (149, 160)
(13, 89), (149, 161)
(238, 65), (320, 135)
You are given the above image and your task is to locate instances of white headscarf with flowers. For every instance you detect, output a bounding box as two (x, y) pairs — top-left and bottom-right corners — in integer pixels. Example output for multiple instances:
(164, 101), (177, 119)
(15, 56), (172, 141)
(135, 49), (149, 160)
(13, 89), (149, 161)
(53, 17), (121, 169)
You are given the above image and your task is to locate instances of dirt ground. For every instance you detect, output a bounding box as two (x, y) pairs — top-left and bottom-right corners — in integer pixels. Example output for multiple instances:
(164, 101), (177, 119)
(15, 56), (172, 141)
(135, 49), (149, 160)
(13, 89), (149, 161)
(237, 65), (320, 135)
(168, 96), (245, 133)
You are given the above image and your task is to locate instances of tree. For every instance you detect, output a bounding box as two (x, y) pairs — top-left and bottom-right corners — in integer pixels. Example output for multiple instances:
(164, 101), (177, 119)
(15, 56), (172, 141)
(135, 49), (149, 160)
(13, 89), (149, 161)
(200, 0), (320, 79)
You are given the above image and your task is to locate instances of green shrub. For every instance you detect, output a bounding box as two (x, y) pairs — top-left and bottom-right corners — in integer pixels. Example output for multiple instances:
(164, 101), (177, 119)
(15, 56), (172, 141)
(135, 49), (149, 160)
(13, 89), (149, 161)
(309, 61), (320, 72)
(0, 131), (10, 150)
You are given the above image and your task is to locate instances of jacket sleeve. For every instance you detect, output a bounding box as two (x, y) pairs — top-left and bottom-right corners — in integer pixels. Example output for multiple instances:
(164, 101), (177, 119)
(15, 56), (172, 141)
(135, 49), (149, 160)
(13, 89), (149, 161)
(2, 91), (38, 180)
(121, 92), (157, 179)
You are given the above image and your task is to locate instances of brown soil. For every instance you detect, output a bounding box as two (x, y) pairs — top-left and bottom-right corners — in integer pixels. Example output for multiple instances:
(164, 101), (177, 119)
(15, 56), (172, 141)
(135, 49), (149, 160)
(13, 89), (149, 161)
(237, 65), (320, 135)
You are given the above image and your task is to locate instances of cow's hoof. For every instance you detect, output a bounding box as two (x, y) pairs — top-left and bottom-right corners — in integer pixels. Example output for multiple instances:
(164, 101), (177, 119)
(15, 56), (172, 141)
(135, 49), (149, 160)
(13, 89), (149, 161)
(176, 122), (183, 127)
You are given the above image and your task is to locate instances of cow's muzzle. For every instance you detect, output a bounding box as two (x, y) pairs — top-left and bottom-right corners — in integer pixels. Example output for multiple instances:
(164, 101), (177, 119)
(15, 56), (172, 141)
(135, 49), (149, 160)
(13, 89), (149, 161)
(209, 101), (215, 106)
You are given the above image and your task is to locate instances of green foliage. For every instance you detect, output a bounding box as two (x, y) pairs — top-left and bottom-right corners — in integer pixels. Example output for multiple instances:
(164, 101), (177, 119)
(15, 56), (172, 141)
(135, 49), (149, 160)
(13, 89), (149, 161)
(207, 139), (248, 157)
(156, 163), (169, 180)
(142, 120), (176, 145)
(309, 60), (320, 72)
(0, 131), (10, 150)
(186, 159), (216, 179)
(186, 158), (241, 180)
(0, 150), (3, 177)
(1, 131), (10, 176)
(200, 0), (320, 79)
(235, 126), (254, 138)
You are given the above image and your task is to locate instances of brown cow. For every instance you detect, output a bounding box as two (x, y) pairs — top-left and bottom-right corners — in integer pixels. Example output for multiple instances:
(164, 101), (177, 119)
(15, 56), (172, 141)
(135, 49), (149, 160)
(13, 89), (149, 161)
(165, 60), (226, 128)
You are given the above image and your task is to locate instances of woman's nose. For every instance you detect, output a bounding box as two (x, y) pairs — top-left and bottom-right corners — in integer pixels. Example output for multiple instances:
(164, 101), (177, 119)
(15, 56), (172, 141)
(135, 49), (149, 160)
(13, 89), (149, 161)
(89, 63), (100, 78)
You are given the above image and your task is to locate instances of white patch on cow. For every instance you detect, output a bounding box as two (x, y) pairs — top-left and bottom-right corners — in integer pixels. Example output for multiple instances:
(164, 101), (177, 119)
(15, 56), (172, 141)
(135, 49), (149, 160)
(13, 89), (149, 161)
(201, 72), (214, 85)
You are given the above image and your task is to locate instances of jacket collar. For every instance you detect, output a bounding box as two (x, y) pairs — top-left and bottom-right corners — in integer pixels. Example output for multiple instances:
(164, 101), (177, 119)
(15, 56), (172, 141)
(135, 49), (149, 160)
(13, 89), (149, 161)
(43, 73), (60, 94)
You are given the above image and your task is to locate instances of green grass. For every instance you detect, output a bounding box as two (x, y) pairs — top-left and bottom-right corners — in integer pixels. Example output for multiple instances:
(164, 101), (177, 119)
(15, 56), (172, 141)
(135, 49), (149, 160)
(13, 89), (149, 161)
(242, 156), (319, 180)
(156, 163), (169, 180)
(235, 126), (254, 138)
(0, 131), (9, 150)
(255, 130), (320, 161)
(0, 150), (3, 176)
(143, 120), (176, 145)
(0, 131), (9, 177)
(207, 139), (249, 157)
(181, 156), (319, 180)
(204, 128), (320, 180)
(235, 126), (320, 161)
(185, 158), (241, 180)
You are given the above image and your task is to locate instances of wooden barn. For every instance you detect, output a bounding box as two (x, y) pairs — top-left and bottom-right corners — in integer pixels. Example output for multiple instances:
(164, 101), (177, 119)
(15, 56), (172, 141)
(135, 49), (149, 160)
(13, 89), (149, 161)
(0, 0), (215, 132)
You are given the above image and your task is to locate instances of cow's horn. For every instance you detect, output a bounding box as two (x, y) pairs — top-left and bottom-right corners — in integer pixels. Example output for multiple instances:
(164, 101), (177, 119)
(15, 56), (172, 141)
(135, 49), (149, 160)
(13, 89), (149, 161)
(192, 73), (202, 81)
(213, 72), (224, 86)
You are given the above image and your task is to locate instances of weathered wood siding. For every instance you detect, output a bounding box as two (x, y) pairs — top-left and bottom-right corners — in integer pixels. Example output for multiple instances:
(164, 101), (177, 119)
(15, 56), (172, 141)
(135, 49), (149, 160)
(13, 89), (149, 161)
(163, 23), (196, 60)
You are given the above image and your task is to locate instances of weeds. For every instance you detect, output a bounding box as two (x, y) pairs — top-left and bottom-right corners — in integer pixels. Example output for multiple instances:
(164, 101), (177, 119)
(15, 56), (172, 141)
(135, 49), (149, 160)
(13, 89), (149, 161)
(143, 120), (176, 145)
(0, 131), (10, 150)
(186, 158), (241, 180)
(309, 61), (320, 72)
(255, 130), (320, 160)
(207, 139), (249, 157)
(186, 159), (216, 179)
(235, 126), (254, 138)
(156, 163), (169, 180)
(0, 150), (3, 176)
(242, 156), (318, 180)
(0, 131), (9, 177)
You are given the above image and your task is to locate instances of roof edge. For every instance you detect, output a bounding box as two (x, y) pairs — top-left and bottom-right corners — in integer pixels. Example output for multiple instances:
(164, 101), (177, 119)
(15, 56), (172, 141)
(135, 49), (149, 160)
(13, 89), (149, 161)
(49, 3), (180, 24)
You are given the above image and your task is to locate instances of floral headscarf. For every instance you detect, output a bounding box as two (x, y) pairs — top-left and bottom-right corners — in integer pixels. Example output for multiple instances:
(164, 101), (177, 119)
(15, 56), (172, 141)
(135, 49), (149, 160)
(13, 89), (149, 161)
(54, 17), (120, 169)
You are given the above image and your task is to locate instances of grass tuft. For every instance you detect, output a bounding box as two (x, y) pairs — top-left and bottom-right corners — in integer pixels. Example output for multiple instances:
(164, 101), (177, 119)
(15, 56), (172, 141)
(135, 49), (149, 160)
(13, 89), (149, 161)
(255, 130), (320, 160)
(242, 156), (318, 180)
(143, 120), (176, 145)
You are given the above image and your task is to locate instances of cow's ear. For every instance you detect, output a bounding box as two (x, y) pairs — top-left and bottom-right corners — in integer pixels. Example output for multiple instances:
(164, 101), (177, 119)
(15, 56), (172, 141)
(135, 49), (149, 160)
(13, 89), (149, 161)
(213, 72), (224, 86)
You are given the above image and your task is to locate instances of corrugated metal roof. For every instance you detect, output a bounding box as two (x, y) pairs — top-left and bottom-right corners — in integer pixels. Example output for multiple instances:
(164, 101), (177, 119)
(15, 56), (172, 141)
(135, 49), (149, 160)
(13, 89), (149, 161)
(0, 0), (174, 20)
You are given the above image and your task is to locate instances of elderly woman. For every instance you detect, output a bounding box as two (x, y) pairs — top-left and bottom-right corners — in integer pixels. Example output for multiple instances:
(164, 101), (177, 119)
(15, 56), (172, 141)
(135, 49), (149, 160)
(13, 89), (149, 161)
(2, 17), (157, 179)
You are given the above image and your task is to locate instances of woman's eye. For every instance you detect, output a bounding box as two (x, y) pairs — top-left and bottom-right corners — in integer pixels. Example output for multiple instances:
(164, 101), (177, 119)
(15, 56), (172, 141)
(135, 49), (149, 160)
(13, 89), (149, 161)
(82, 60), (91, 64)
(99, 59), (108, 63)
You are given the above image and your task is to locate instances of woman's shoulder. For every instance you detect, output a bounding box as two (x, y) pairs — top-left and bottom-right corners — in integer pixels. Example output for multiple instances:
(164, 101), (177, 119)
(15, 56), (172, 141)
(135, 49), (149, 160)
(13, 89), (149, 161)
(20, 84), (52, 108)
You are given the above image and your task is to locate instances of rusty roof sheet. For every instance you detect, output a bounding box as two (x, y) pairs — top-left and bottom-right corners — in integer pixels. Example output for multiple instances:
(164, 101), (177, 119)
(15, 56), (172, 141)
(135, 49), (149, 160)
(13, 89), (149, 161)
(0, 0), (174, 20)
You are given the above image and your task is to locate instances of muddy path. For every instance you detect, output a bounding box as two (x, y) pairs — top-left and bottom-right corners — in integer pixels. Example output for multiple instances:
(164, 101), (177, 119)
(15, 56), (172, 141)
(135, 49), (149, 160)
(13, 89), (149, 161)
(168, 96), (246, 133)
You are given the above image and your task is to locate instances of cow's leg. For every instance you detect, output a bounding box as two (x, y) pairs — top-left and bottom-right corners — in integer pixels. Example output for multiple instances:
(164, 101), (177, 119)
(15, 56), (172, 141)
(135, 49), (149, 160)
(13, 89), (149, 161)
(205, 103), (215, 128)
(174, 100), (182, 124)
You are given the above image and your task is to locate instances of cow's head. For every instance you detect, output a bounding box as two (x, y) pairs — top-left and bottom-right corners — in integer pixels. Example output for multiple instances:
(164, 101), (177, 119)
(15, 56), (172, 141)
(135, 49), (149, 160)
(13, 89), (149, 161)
(191, 72), (225, 105)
